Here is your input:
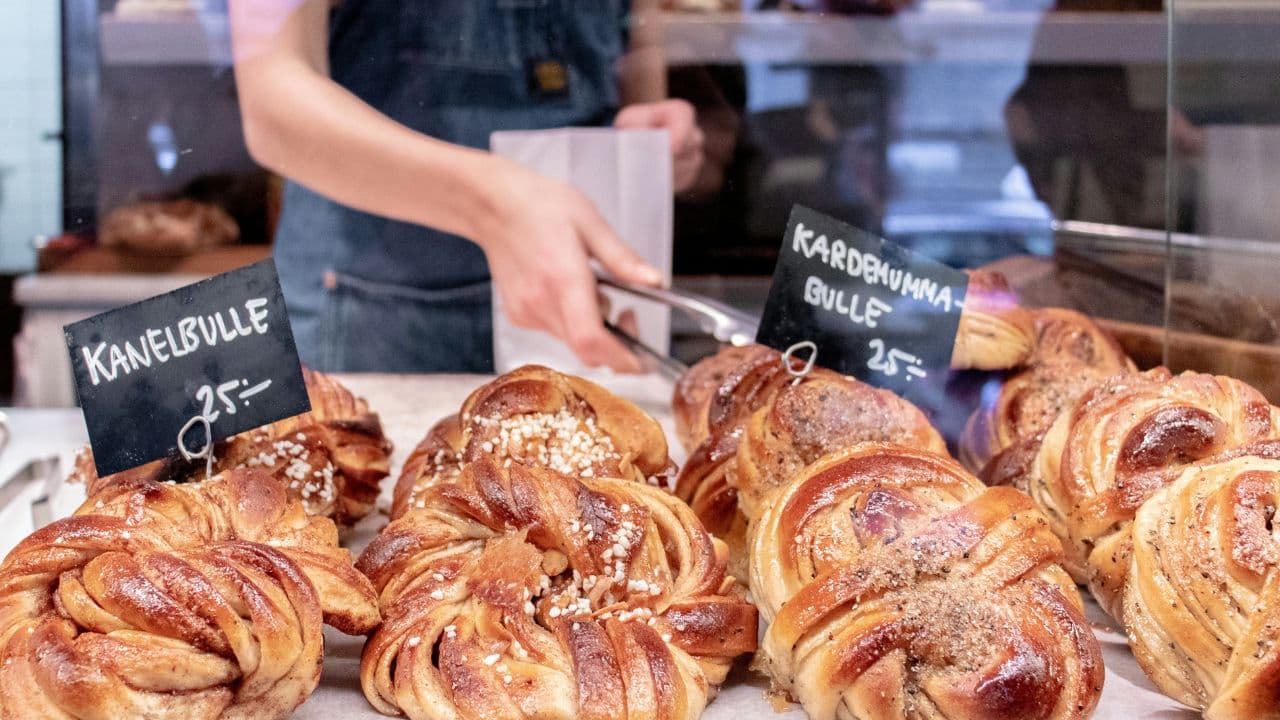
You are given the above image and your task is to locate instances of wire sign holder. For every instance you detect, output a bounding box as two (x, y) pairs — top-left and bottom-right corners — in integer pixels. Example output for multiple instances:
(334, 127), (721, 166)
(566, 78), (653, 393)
(177, 414), (215, 481)
(782, 340), (818, 385)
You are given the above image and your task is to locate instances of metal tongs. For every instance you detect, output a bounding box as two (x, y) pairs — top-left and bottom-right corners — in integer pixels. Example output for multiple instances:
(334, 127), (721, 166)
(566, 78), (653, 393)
(597, 275), (760, 380)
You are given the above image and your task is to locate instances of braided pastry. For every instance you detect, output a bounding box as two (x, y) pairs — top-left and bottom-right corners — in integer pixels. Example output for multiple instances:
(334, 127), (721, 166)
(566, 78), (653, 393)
(392, 365), (674, 518)
(76, 368), (392, 528)
(960, 308), (1134, 487)
(673, 346), (837, 508)
(675, 346), (837, 562)
(0, 468), (379, 719)
(675, 346), (943, 574)
(732, 374), (945, 522)
(391, 413), (464, 520)
(672, 344), (758, 453)
(750, 443), (1103, 720)
(1030, 368), (1280, 612)
(697, 345), (852, 442)
(219, 368), (392, 525)
(950, 269), (1035, 372)
(1123, 449), (1280, 718)
(359, 458), (758, 720)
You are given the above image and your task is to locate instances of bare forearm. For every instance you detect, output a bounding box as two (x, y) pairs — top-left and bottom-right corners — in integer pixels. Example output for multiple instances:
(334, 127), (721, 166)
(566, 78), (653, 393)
(237, 59), (498, 241)
(229, 0), (662, 372)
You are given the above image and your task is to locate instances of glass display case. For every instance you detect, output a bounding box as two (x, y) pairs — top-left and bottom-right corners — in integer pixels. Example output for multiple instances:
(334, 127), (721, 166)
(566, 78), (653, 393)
(5, 0), (1274, 400)
(1162, 0), (1280, 397)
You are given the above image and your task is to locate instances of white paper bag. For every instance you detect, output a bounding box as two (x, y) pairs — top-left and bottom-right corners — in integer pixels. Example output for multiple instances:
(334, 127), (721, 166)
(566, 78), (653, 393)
(489, 128), (673, 376)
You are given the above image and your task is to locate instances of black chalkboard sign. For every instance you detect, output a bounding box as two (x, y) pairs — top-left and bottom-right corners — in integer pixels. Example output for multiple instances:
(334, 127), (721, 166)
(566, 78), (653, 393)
(65, 259), (311, 476)
(757, 206), (969, 403)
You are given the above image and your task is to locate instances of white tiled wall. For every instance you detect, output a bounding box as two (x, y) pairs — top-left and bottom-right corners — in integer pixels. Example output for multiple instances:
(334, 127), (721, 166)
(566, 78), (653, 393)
(0, 2), (61, 273)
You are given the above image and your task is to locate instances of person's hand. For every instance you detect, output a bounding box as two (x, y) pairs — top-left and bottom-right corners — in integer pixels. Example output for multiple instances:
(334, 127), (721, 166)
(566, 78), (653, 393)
(614, 99), (705, 193)
(471, 158), (662, 373)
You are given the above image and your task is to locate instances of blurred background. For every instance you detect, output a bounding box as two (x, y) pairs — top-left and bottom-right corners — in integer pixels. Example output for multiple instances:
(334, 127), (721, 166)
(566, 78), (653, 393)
(2, 0), (1279, 405)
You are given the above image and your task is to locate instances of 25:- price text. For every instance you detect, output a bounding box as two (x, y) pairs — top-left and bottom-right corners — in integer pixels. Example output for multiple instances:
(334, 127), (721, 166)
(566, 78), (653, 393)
(867, 339), (927, 381)
(195, 378), (273, 423)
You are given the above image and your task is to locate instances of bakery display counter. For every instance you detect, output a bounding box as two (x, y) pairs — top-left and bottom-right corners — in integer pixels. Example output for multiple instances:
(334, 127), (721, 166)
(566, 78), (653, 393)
(0, 372), (1191, 719)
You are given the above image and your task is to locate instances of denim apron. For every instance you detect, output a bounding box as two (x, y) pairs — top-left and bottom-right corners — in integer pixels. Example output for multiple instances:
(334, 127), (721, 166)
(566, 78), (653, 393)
(274, 0), (629, 372)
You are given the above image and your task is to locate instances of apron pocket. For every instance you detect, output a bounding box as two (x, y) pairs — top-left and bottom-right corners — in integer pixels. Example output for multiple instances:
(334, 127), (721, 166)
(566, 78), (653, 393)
(320, 271), (493, 373)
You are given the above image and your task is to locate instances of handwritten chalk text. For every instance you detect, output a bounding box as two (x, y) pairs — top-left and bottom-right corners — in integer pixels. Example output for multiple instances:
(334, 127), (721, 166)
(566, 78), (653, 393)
(803, 275), (893, 329)
(792, 222), (956, 312)
(80, 298), (270, 386)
